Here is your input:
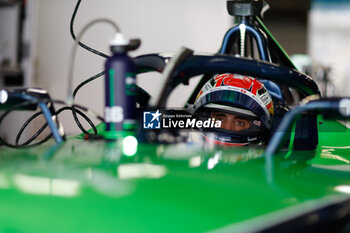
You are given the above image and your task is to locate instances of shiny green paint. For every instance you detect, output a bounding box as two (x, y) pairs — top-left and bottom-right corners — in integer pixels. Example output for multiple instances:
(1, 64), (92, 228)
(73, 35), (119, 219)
(0, 118), (350, 232)
(109, 69), (115, 108)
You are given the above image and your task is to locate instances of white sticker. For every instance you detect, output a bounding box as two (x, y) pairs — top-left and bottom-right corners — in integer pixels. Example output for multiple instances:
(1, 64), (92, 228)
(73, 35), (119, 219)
(105, 106), (124, 122)
(339, 99), (350, 117)
(0, 90), (8, 104)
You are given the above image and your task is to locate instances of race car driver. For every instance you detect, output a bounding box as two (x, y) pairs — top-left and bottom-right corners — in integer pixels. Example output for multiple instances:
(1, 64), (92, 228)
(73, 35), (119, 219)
(191, 73), (274, 146)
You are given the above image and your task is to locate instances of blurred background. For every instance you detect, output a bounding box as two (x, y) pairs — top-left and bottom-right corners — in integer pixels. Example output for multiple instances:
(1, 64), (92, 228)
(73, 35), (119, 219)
(1, 0), (350, 142)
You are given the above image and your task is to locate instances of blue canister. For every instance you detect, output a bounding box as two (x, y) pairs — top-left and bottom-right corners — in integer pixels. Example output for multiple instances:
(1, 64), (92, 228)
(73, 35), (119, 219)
(104, 33), (140, 140)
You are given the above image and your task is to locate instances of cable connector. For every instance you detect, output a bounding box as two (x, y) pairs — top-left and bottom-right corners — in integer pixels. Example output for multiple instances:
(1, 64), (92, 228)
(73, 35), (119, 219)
(66, 90), (74, 106)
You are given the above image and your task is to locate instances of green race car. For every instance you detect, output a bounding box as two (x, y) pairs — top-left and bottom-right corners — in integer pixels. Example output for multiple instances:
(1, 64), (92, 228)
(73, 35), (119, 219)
(1, 1), (350, 232)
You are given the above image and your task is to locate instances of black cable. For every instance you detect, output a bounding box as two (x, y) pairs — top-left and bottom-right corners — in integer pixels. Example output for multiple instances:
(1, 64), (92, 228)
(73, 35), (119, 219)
(15, 110), (55, 147)
(70, 0), (111, 132)
(71, 107), (91, 135)
(69, 1), (115, 101)
(0, 99), (104, 148)
(16, 106), (99, 147)
(15, 105), (63, 146)
(68, 102), (102, 136)
(15, 111), (43, 145)
(0, 100), (42, 148)
(70, 0), (110, 59)
(21, 132), (53, 147)
(73, 70), (105, 99)
(67, 104), (99, 135)
(24, 101), (104, 145)
(54, 100), (104, 122)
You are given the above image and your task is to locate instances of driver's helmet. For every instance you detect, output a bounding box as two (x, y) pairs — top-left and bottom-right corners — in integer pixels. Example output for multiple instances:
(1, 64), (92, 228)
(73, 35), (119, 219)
(192, 73), (274, 146)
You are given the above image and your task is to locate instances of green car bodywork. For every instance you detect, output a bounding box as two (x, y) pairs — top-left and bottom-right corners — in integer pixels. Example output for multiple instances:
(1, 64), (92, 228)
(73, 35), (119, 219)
(1, 1), (349, 232)
(0, 117), (350, 233)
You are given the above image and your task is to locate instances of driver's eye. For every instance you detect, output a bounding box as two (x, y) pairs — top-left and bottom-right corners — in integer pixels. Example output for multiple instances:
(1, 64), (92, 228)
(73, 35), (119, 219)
(216, 117), (225, 122)
(234, 119), (251, 129)
(236, 120), (245, 126)
(212, 114), (226, 122)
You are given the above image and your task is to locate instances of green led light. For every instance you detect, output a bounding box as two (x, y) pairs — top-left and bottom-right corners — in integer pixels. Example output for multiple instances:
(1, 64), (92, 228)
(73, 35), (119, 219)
(122, 136), (138, 156)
